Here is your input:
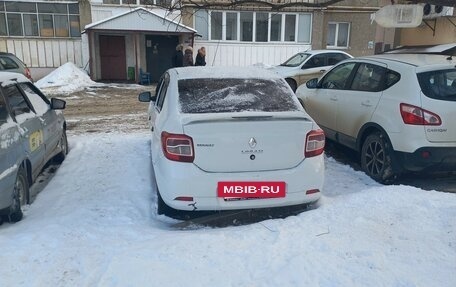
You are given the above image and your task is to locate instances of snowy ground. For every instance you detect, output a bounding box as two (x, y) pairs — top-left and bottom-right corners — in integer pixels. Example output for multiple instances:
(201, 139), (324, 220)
(1, 64), (455, 286)
(0, 132), (455, 287)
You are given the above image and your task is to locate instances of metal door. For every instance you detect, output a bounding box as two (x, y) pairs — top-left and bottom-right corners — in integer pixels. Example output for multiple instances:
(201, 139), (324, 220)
(100, 35), (127, 80)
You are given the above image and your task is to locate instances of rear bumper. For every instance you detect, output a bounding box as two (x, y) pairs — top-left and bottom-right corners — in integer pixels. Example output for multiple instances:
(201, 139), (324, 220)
(395, 147), (456, 172)
(154, 155), (324, 211)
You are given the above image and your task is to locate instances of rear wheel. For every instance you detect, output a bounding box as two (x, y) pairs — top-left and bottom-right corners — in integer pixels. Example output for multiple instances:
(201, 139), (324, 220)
(361, 133), (395, 183)
(285, 78), (297, 93)
(9, 166), (29, 223)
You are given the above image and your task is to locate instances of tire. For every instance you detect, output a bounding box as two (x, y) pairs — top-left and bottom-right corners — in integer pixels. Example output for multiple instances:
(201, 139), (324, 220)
(361, 133), (395, 183)
(55, 129), (68, 163)
(9, 166), (29, 223)
(285, 78), (297, 93)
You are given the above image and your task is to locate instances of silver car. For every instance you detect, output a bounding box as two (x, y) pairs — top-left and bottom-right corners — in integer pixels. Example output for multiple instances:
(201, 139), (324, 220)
(269, 50), (352, 92)
(0, 72), (67, 223)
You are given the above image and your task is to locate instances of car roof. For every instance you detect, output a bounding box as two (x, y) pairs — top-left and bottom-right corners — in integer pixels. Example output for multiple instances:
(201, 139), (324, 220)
(305, 49), (351, 55)
(0, 72), (29, 86)
(359, 54), (455, 67)
(173, 66), (284, 80)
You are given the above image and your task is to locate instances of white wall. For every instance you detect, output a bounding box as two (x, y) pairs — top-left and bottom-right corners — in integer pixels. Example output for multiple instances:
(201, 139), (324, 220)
(194, 41), (312, 67)
(0, 38), (83, 80)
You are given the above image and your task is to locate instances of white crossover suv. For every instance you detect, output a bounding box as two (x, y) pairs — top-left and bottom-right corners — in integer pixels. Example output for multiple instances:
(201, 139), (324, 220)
(297, 54), (456, 183)
(139, 67), (325, 216)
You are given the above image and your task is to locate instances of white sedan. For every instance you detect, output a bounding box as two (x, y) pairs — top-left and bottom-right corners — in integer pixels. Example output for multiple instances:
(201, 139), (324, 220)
(139, 67), (325, 216)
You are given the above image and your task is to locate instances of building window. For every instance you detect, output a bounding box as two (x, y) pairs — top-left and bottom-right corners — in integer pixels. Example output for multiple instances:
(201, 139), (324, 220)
(103, 0), (121, 4)
(270, 14), (282, 41)
(226, 12), (237, 41)
(195, 9), (208, 40)
(327, 22), (350, 48)
(240, 12), (253, 42)
(255, 12), (268, 42)
(210, 11), (222, 40)
(7, 14), (22, 36)
(1, 1), (80, 38)
(284, 15), (296, 42)
(197, 10), (311, 44)
(23, 14), (39, 36)
(0, 13), (6, 36)
(298, 14), (311, 43)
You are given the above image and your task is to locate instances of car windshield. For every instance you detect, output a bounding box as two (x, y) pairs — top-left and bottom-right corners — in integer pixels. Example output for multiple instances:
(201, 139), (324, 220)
(280, 53), (311, 67)
(417, 69), (456, 101)
(178, 78), (300, 113)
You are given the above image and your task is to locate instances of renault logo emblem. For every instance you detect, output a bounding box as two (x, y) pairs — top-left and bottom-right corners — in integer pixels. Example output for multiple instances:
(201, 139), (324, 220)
(248, 137), (257, 148)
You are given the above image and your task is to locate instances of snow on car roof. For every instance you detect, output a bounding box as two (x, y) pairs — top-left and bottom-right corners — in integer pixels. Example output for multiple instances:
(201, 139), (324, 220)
(363, 54), (455, 67)
(0, 72), (29, 86)
(173, 66), (284, 80)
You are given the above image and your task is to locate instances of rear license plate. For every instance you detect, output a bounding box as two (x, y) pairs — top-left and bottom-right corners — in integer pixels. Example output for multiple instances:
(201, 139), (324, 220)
(217, 181), (286, 199)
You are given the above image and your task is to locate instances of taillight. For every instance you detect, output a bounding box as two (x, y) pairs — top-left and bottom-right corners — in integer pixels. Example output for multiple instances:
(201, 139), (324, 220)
(161, 131), (194, 162)
(400, 103), (441, 126)
(25, 67), (32, 80)
(305, 129), (325, 157)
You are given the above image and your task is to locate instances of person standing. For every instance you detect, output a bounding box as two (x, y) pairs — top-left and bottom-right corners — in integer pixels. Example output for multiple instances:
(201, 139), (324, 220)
(172, 44), (184, 67)
(195, 47), (206, 66)
(183, 46), (194, 66)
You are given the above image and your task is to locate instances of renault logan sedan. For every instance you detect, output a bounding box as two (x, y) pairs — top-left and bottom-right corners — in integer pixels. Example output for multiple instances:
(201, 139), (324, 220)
(0, 72), (67, 223)
(139, 67), (325, 217)
(297, 54), (456, 183)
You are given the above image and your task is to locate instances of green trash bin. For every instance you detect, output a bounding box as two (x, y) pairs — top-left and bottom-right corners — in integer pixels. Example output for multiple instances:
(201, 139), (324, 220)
(127, 67), (135, 81)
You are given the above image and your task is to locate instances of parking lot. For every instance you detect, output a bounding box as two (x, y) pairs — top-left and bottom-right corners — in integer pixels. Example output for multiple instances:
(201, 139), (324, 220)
(58, 84), (456, 193)
(1, 82), (455, 287)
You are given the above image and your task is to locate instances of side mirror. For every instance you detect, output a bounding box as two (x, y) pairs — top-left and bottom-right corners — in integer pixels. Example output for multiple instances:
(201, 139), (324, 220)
(138, 91), (156, 102)
(306, 78), (319, 89)
(51, 98), (66, 110)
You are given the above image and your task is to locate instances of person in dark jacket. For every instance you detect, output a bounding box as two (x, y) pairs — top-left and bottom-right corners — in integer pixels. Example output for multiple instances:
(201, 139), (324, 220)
(195, 47), (206, 66)
(172, 44), (184, 67)
(183, 46), (194, 67)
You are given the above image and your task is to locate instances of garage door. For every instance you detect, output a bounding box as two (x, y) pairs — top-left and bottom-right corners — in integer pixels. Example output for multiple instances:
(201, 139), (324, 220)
(100, 35), (126, 81)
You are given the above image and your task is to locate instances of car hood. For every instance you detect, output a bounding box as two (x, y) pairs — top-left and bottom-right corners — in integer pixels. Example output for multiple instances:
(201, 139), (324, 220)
(268, 65), (298, 77)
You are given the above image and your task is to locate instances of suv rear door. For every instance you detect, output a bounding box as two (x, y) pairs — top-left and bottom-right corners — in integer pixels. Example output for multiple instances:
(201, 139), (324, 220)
(336, 62), (387, 140)
(417, 68), (456, 143)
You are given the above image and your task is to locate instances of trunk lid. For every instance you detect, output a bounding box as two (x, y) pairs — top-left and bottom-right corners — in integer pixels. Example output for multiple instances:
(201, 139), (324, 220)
(182, 113), (315, 173)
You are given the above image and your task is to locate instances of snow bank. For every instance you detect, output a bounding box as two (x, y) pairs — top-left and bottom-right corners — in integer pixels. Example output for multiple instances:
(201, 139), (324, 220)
(36, 62), (103, 94)
(0, 133), (455, 287)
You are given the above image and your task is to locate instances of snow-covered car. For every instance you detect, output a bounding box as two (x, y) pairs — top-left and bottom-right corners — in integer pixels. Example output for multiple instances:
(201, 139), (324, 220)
(269, 50), (352, 92)
(296, 54), (456, 183)
(0, 72), (67, 222)
(139, 67), (325, 216)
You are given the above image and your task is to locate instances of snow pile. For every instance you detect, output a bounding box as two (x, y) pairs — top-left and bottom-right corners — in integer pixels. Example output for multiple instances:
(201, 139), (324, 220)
(36, 62), (103, 94)
(0, 133), (455, 287)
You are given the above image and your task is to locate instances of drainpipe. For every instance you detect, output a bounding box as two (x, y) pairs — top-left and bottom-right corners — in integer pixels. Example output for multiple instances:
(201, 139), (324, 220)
(88, 30), (94, 80)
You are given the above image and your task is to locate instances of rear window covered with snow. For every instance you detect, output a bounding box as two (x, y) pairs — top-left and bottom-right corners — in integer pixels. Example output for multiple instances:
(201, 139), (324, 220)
(418, 69), (456, 101)
(178, 78), (300, 113)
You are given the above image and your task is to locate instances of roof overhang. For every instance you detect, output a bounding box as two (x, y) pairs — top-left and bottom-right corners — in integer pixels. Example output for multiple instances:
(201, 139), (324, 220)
(83, 7), (196, 34)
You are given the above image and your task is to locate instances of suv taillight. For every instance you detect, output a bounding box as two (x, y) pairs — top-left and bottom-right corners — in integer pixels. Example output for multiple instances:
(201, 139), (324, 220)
(400, 103), (441, 126)
(161, 132), (194, 162)
(305, 129), (325, 157)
